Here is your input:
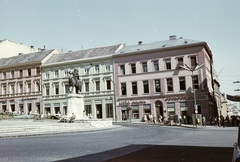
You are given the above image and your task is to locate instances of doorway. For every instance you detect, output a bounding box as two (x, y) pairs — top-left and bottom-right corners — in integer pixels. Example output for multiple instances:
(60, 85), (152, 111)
(155, 100), (163, 119)
(96, 104), (102, 118)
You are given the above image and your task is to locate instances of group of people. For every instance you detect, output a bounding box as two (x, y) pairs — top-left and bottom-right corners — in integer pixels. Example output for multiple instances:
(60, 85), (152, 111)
(210, 115), (232, 127)
(57, 113), (76, 123)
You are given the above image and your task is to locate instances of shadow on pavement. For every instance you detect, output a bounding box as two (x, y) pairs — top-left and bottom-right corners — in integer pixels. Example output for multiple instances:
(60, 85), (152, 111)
(55, 144), (233, 162)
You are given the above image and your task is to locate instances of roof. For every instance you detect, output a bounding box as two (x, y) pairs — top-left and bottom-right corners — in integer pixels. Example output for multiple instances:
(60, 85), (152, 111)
(0, 49), (56, 67)
(116, 37), (205, 55)
(44, 44), (122, 65)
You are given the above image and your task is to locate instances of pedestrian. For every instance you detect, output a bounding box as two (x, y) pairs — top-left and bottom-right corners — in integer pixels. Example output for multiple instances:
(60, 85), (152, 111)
(202, 116), (206, 127)
(226, 115), (230, 127)
(220, 115), (224, 127)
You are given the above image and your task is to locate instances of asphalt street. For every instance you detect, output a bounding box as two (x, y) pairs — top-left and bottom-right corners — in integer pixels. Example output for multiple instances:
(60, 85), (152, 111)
(0, 123), (237, 162)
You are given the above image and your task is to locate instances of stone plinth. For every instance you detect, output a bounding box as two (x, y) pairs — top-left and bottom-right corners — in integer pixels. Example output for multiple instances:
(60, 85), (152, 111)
(67, 93), (84, 120)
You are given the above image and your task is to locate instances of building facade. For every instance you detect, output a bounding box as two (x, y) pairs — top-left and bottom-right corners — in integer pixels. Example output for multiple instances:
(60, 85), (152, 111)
(0, 49), (59, 114)
(41, 44), (123, 120)
(113, 36), (215, 122)
(0, 39), (40, 58)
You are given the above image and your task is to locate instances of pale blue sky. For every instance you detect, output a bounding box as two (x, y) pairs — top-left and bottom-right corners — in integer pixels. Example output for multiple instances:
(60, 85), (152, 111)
(1, 0), (240, 106)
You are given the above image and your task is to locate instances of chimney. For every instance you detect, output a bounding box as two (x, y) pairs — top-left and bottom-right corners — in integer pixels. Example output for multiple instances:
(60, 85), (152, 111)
(169, 35), (177, 40)
(18, 53), (22, 55)
(138, 41), (142, 45)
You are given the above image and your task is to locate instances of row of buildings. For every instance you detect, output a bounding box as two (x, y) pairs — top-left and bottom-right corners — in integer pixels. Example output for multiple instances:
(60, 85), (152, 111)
(0, 36), (228, 122)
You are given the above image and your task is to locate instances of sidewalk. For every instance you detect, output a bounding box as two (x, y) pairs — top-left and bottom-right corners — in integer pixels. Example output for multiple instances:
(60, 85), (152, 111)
(0, 119), (121, 138)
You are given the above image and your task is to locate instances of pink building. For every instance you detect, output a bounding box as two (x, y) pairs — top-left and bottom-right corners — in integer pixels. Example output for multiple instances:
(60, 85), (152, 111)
(0, 49), (59, 114)
(113, 36), (215, 123)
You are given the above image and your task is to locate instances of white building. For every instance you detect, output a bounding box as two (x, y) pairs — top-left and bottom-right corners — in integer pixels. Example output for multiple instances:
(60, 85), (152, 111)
(0, 39), (40, 58)
(41, 44), (123, 120)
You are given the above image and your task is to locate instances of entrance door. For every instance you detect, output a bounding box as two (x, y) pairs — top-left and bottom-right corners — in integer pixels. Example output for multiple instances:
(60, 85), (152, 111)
(96, 104), (102, 119)
(28, 103), (32, 114)
(155, 101), (163, 119)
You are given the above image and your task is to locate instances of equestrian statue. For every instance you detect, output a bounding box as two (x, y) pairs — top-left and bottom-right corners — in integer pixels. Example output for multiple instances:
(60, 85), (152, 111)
(68, 69), (82, 94)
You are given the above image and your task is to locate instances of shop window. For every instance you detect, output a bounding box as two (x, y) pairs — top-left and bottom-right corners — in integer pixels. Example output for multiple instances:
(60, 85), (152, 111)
(180, 102), (188, 118)
(106, 104), (113, 118)
(167, 102), (175, 115)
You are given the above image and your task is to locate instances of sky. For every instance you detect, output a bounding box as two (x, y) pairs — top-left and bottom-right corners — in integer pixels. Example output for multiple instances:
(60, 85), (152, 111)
(1, 0), (240, 107)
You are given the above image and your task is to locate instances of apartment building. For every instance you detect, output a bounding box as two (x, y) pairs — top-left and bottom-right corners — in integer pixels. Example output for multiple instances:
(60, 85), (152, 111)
(0, 39), (40, 58)
(41, 44), (123, 120)
(0, 49), (59, 114)
(113, 36), (215, 122)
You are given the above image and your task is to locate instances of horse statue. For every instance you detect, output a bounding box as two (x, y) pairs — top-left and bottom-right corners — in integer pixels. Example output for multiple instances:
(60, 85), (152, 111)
(68, 76), (82, 94)
(68, 69), (82, 94)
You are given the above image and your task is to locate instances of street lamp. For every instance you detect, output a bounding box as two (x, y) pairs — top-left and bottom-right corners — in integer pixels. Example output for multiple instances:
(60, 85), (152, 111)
(179, 63), (205, 126)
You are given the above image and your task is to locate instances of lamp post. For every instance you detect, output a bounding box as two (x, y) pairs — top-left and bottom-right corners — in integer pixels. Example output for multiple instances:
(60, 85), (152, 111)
(179, 63), (205, 126)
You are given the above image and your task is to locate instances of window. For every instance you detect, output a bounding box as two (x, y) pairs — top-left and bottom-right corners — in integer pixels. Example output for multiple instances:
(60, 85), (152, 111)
(55, 70), (59, 78)
(11, 70), (14, 78)
(190, 56), (197, 67)
(85, 82), (89, 92)
(179, 77), (186, 91)
(64, 69), (69, 77)
(85, 105), (91, 115)
(28, 68), (31, 76)
(193, 75), (199, 90)
(167, 102), (175, 116)
(96, 81), (100, 91)
(121, 83), (126, 95)
(153, 61), (159, 71)
(120, 65), (125, 75)
(142, 62), (148, 72)
(19, 69), (23, 77)
(11, 85), (15, 94)
(27, 83), (31, 93)
(36, 82), (40, 92)
(165, 59), (171, 70)
(105, 64), (110, 72)
(95, 65), (99, 73)
(132, 82), (137, 95)
(3, 72), (6, 79)
(180, 102), (188, 118)
(19, 84), (23, 93)
(106, 80), (111, 90)
(65, 85), (69, 94)
(46, 86), (49, 95)
(177, 57), (183, 66)
(45, 72), (49, 79)
(167, 78), (173, 92)
(36, 67), (41, 75)
(55, 85), (59, 95)
(143, 80), (149, 93)
(85, 66), (89, 74)
(155, 79), (161, 92)
(2, 85), (6, 95)
(131, 63), (136, 74)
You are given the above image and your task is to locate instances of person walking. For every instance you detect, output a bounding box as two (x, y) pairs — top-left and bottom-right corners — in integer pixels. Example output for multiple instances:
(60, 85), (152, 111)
(202, 116), (206, 127)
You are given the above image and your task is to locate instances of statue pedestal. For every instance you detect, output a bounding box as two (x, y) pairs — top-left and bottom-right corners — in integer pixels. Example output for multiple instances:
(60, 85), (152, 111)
(67, 93), (84, 120)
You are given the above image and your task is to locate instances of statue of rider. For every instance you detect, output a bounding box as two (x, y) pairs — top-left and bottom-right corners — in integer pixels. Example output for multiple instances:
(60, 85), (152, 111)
(69, 69), (80, 82)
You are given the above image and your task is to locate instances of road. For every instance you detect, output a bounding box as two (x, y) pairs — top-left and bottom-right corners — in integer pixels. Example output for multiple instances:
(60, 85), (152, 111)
(0, 124), (237, 162)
